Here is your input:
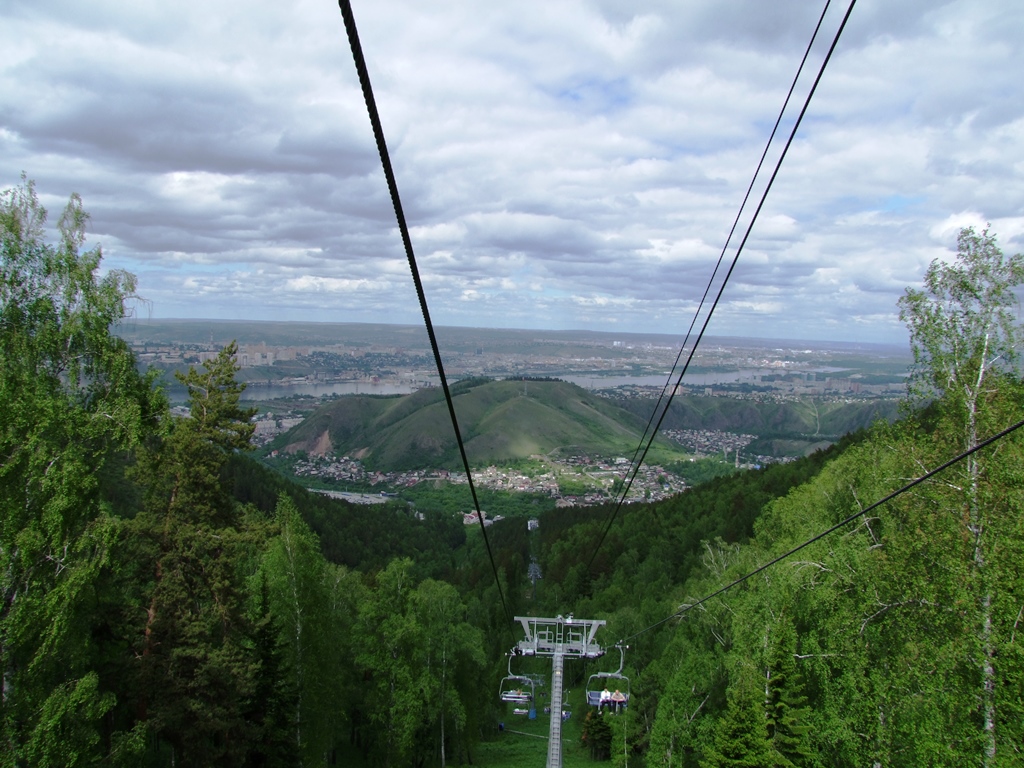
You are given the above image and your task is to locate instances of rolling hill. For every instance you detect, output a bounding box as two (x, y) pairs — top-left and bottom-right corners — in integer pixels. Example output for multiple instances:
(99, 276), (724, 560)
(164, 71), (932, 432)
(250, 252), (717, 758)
(618, 394), (897, 436)
(273, 378), (681, 470)
(617, 393), (899, 456)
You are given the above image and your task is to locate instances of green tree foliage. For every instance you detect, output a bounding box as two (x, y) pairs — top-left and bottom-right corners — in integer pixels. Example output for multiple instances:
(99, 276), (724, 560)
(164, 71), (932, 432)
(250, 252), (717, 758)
(701, 666), (772, 768)
(355, 559), (486, 768)
(247, 572), (300, 768)
(127, 344), (263, 765)
(641, 230), (1024, 768)
(1, 178), (502, 767)
(647, 637), (723, 768)
(898, 226), (1024, 411)
(581, 709), (613, 760)
(411, 578), (485, 767)
(227, 453), (466, 574)
(764, 616), (812, 767)
(260, 496), (350, 765)
(356, 559), (425, 767)
(896, 226), (1024, 766)
(12, 179), (1024, 768)
(0, 176), (160, 766)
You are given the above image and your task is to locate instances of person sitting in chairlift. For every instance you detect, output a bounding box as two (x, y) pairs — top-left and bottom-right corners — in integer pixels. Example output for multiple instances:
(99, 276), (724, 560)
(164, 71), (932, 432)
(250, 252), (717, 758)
(599, 685), (612, 713)
(611, 688), (626, 714)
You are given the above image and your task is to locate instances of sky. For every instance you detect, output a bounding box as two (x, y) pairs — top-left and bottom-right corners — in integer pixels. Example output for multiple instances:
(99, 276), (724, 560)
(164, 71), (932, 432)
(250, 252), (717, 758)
(2, 0), (1023, 345)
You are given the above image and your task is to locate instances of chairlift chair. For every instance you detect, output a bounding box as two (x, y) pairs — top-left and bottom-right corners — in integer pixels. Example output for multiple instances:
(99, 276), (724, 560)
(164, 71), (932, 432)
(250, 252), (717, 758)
(498, 654), (536, 709)
(585, 644), (631, 712)
(561, 695), (572, 721)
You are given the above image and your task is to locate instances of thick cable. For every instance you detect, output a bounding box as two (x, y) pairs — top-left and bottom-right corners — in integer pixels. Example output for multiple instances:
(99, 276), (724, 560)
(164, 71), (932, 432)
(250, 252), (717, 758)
(338, 0), (515, 632)
(621, 0), (834, 498)
(586, 0), (857, 577)
(617, 416), (1024, 646)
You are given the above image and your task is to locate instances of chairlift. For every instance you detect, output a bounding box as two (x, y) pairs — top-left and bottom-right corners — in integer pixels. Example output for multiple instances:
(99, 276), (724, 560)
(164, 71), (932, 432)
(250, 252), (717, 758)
(561, 693), (572, 721)
(585, 644), (630, 712)
(498, 653), (536, 708)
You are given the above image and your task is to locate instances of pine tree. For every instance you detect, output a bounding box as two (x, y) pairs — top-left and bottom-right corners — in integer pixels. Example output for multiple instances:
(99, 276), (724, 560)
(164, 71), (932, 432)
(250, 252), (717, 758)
(702, 667), (773, 768)
(765, 616), (813, 767)
(130, 343), (260, 765)
(246, 573), (299, 768)
(582, 709), (613, 760)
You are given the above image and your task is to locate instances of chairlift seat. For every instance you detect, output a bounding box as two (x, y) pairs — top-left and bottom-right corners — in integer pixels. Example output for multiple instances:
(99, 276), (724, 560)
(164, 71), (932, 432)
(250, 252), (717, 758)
(500, 691), (532, 703)
(584, 644), (631, 708)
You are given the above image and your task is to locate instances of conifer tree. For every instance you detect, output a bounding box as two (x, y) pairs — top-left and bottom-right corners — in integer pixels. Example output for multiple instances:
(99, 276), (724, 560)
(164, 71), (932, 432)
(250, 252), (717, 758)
(582, 709), (613, 760)
(130, 343), (260, 765)
(764, 616), (812, 767)
(247, 573), (300, 768)
(702, 666), (772, 768)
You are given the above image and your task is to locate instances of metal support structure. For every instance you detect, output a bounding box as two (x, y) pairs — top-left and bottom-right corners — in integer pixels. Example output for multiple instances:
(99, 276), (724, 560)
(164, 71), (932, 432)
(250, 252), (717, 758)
(528, 560), (542, 600)
(546, 652), (565, 768)
(514, 615), (605, 659)
(513, 616), (605, 768)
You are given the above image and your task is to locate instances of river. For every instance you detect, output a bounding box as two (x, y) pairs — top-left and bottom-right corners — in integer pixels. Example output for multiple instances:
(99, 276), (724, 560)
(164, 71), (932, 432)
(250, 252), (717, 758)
(237, 368), (816, 400)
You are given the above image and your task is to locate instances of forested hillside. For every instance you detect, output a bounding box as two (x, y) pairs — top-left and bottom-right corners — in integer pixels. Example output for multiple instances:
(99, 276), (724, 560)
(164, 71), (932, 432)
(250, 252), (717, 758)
(273, 378), (683, 470)
(274, 380), (898, 472)
(617, 395), (899, 457)
(0, 181), (491, 767)
(525, 227), (1024, 767)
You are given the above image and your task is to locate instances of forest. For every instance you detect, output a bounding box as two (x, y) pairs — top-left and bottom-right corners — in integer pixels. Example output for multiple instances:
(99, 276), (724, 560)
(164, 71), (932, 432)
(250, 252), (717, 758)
(3, 176), (1024, 768)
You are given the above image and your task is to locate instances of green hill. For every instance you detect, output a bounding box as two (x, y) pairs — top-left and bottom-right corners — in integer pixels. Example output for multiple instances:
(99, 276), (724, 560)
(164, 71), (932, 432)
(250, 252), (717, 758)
(617, 394), (899, 455)
(273, 378), (682, 470)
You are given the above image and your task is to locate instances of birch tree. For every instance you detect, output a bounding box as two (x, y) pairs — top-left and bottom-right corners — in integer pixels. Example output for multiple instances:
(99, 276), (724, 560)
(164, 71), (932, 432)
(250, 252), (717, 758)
(411, 578), (484, 768)
(0, 177), (159, 765)
(261, 496), (346, 766)
(897, 226), (1024, 766)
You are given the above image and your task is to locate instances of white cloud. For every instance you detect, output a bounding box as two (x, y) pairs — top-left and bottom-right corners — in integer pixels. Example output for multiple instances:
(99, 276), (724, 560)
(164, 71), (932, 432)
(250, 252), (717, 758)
(2, 0), (1023, 343)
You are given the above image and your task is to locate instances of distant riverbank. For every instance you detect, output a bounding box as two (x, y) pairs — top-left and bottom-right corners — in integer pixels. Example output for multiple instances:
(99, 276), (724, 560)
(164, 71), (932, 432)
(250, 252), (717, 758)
(235, 368), (825, 400)
(238, 379), (421, 400)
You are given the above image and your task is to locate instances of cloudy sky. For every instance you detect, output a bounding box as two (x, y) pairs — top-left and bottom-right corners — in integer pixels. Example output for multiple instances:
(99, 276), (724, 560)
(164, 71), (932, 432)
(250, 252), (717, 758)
(3, 0), (1022, 344)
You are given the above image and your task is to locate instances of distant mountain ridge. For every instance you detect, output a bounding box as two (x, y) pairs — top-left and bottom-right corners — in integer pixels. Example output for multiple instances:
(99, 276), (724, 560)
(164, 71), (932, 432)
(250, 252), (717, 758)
(618, 394), (899, 438)
(275, 378), (676, 471)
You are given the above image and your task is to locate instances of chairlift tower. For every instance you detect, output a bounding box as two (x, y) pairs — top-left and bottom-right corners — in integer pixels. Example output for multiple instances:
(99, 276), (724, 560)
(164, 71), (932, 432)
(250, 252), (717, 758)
(514, 615), (605, 768)
(527, 560), (542, 600)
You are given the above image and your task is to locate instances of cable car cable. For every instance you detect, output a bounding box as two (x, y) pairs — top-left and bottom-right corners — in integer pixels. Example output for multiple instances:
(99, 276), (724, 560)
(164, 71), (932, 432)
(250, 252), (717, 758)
(337, 0), (515, 634)
(619, 0), (835, 511)
(611, 0), (852, 524)
(616, 416), (1024, 646)
(587, 0), (857, 576)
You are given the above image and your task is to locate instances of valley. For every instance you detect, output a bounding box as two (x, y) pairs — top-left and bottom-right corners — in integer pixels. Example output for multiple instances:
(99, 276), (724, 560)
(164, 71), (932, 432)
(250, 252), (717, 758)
(249, 374), (899, 513)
